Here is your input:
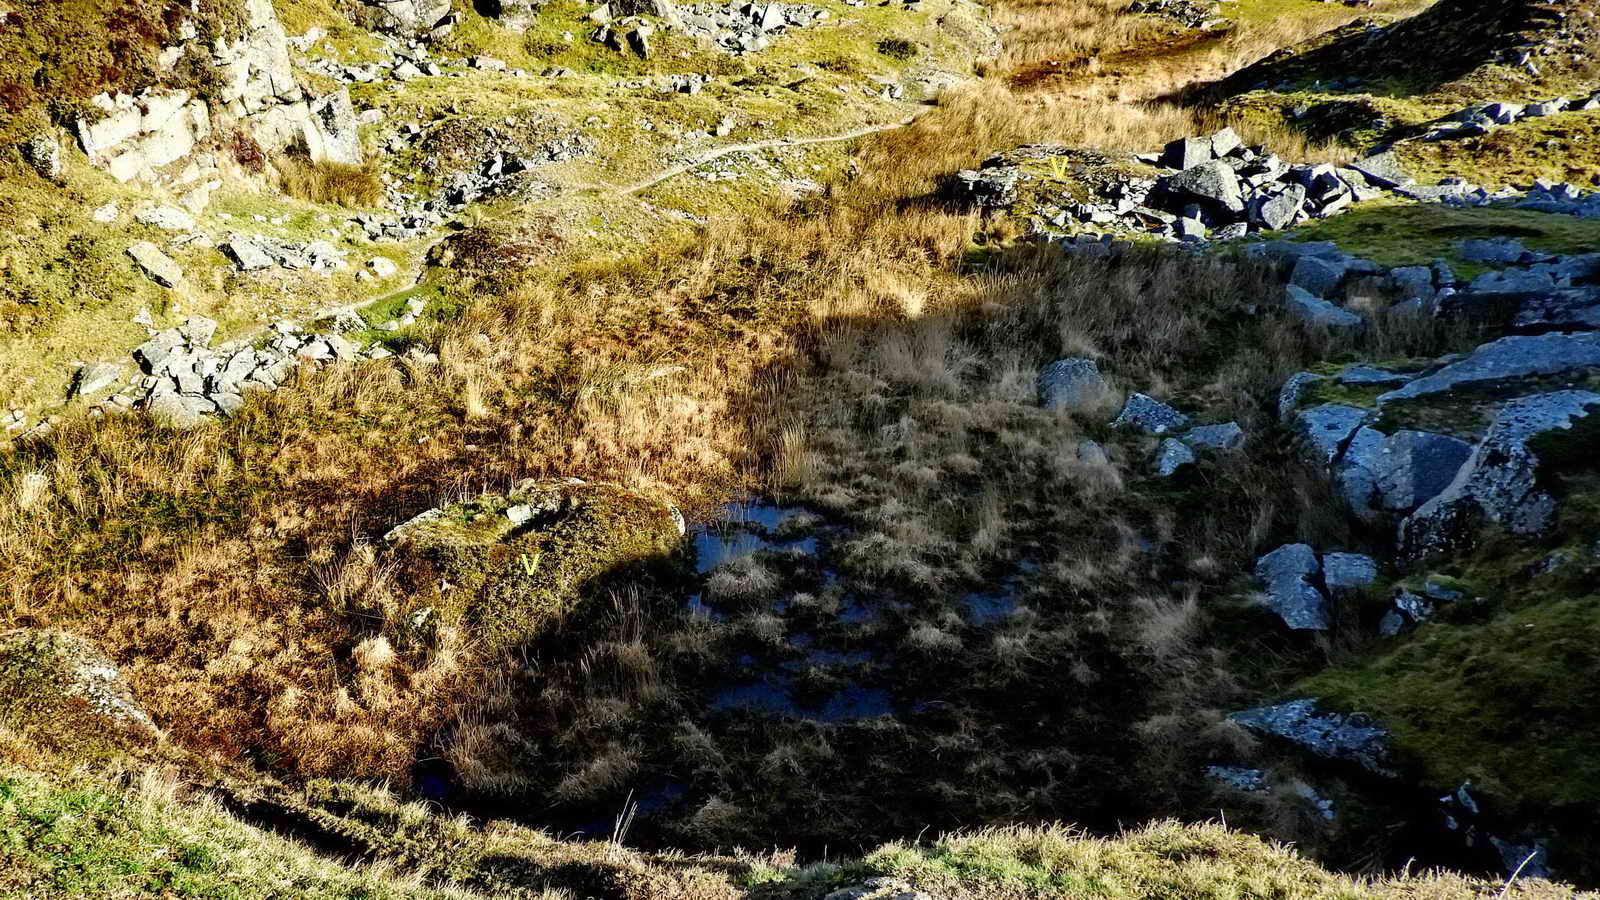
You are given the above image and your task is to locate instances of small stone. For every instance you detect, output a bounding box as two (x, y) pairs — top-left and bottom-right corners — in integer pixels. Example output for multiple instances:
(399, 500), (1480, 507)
(126, 242), (183, 288)
(1285, 285), (1362, 330)
(1181, 422), (1244, 451)
(1111, 392), (1189, 434)
(1155, 438), (1196, 476)
(1038, 358), (1109, 411)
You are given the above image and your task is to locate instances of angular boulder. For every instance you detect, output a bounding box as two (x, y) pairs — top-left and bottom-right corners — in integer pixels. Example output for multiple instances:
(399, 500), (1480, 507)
(1293, 404), (1372, 465)
(1155, 438), (1196, 476)
(1323, 552), (1379, 596)
(1181, 422), (1244, 451)
(1153, 160), (1244, 218)
(1336, 427), (1473, 518)
(126, 242), (183, 288)
(1289, 255), (1347, 298)
(1401, 391), (1600, 558)
(1110, 392), (1189, 434)
(1285, 285), (1363, 330)
(1160, 135), (1214, 171)
(1249, 184), (1306, 232)
(1254, 543), (1329, 631)
(1278, 371), (1325, 420)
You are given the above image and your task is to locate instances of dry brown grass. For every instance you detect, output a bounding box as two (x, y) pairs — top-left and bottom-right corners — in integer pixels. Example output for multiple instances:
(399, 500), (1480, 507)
(277, 155), (384, 208)
(0, 0), (1489, 871)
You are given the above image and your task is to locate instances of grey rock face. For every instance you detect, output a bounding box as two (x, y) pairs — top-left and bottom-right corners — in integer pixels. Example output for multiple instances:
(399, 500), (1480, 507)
(1371, 430), (1474, 513)
(1278, 371), (1325, 420)
(1458, 237), (1528, 265)
(1402, 391), (1600, 558)
(1110, 392), (1189, 434)
(1349, 151), (1412, 189)
(71, 363), (125, 400)
(1285, 285), (1362, 330)
(1254, 543), (1329, 631)
(134, 205), (197, 232)
(1323, 552), (1378, 595)
(1294, 403), (1372, 465)
(1229, 699), (1393, 776)
(355, 0), (452, 35)
(1337, 427), (1473, 518)
(307, 89), (364, 165)
(1160, 135), (1213, 171)
(1378, 333), (1600, 403)
(19, 133), (62, 180)
(1077, 439), (1109, 466)
(1182, 422), (1244, 451)
(126, 242), (183, 288)
(1155, 438), (1196, 476)
(1289, 255), (1347, 297)
(1038, 358), (1109, 411)
(222, 236), (275, 271)
(1250, 183), (1306, 231)
(1155, 160), (1244, 216)
(1337, 365), (1410, 387)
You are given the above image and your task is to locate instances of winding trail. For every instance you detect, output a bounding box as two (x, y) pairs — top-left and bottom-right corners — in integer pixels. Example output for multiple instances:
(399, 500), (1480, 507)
(616, 109), (931, 196)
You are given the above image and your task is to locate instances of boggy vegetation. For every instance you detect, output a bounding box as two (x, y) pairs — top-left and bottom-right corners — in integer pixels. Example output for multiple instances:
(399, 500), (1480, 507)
(2, 0), (1593, 894)
(0, 82), (1484, 871)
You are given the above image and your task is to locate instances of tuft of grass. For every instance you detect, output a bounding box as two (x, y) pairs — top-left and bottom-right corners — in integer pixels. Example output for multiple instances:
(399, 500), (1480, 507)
(277, 156), (384, 208)
(877, 38), (920, 61)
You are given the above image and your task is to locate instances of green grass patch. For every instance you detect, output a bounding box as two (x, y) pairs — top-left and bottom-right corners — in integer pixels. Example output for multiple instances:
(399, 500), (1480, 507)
(1286, 201), (1600, 277)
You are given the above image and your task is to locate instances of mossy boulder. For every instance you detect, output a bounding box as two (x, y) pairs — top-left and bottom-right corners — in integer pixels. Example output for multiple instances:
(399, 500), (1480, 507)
(0, 629), (162, 756)
(384, 478), (686, 653)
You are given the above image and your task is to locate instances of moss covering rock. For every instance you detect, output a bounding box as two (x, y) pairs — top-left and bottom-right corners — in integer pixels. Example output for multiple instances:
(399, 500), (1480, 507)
(0, 629), (162, 756)
(384, 478), (686, 653)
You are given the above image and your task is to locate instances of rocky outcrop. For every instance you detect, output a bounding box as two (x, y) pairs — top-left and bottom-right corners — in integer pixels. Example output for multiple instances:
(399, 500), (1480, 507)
(352, 0), (453, 37)
(1401, 391), (1600, 558)
(76, 91), (214, 184)
(1230, 699), (1394, 777)
(1334, 428), (1474, 520)
(1377, 334), (1600, 403)
(74, 0), (363, 185)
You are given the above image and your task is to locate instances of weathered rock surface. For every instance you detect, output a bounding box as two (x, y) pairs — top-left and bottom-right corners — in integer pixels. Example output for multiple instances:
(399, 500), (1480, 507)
(1322, 552), (1379, 596)
(1285, 285), (1362, 330)
(1254, 543), (1329, 631)
(1294, 404), (1371, 465)
(1379, 333), (1600, 403)
(1401, 391), (1600, 558)
(1038, 358), (1108, 411)
(1230, 699), (1393, 776)
(1181, 421), (1244, 451)
(1155, 438), (1196, 476)
(126, 242), (183, 288)
(1111, 392), (1189, 434)
(0, 629), (162, 748)
(1335, 427), (1474, 518)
